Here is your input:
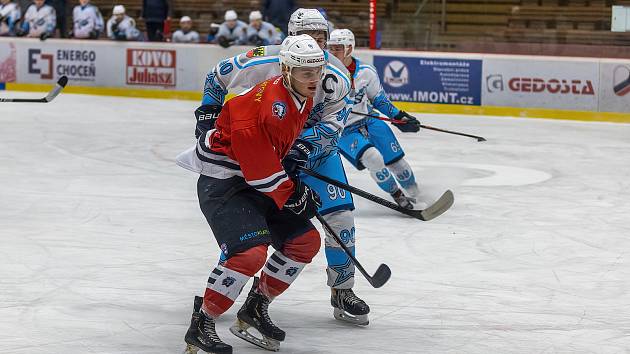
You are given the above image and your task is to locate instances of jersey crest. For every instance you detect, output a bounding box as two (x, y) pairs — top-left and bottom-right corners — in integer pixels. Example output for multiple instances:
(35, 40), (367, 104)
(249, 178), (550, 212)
(246, 46), (266, 58)
(272, 101), (287, 119)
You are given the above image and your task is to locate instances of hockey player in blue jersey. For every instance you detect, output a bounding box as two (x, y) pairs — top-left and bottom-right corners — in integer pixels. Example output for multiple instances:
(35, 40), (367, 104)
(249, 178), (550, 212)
(328, 29), (425, 209)
(189, 8), (374, 326)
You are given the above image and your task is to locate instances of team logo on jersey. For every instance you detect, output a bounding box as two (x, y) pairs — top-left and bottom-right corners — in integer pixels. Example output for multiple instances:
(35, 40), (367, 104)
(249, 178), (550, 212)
(272, 101), (287, 119)
(246, 47), (266, 58)
(285, 267), (299, 277)
(222, 276), (236, 287)
(383, 60), (409, 88)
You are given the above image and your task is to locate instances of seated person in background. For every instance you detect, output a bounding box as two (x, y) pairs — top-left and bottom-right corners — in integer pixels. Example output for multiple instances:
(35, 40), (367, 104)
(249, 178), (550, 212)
(245, 10), (281, 45)
(206, 22), (219, 43)
(216, 9), (246, 48)
(106, 5), (141, 41)
(172, 15), (199, 43)
(70, 0), (103, 39)
(0, 0), (21, 36)
(17, 0), (55, 39)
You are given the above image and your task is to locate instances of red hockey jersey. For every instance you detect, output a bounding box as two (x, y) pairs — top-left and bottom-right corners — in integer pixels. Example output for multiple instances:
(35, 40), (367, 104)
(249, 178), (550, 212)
(204, 76), (313, 208)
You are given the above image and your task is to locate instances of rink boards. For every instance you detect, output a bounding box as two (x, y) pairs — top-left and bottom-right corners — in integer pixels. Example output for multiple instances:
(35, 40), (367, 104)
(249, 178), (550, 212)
(0, 37), (628, 122)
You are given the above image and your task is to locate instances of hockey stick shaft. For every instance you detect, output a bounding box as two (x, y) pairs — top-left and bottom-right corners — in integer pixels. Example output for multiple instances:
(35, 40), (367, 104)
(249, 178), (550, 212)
(352, 111), (486, 142)
(316, 214), (390, 288)
(0, 76), (68, 103)
(299, 166), (420, 218)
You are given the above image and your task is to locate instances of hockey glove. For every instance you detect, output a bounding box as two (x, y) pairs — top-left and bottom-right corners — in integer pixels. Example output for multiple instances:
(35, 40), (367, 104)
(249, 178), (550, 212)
(391, 111), (421, 133)
(39, 32), (52, 41)
(217, 36), (232, 48)
(284, 180), (321, 219)
(195, 104), (222, 139)
(282, 140), (312, 178)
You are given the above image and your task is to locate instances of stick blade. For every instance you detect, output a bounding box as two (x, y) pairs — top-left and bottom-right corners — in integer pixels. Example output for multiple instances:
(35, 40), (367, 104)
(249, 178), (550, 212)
(477, 137), (487, 142)
(368, 264), (391, 288)
(407, 190), (454, 221)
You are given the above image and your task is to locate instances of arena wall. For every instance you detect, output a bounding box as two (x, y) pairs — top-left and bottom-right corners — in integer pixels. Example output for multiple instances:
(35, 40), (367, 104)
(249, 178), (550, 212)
(1, 38), (628, 122)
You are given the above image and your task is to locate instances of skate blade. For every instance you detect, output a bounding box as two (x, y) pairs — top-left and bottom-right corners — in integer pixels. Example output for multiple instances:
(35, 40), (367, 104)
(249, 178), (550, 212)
(333, 308), (369, 326)
(229, 319), (280, 352)
(182, 343), (199, 354)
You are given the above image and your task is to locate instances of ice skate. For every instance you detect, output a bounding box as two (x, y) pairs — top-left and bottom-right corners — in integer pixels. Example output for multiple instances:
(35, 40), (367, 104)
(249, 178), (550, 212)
(391, 189), (416, 210)
(230, 277), (285, 351)
(183, 296), (232, 354)
(331, 288), (370, 326)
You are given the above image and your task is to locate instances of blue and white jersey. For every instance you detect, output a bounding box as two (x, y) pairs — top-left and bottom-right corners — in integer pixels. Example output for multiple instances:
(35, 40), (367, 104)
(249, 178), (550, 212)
(72, 4), (103, 38)
(22, 3), (55, 37)
(346, 57), (400, 127)
(216, 20), (247, 44)
(106, 15), (140, 40)
(172, 29), (199, 43)
(0, 1), (21, 35)
(245, 21), (281, 45)
(201, 45), (353, 163)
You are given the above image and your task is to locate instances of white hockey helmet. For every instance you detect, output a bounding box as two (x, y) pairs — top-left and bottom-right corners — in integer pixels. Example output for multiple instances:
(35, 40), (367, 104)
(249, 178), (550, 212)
(288, 8), (329, 36)
(224, 10), (237, 21)
(112, 5), (125, 15)
(329, 29), (355, 48)
(279, 34), (326, 69)
(249, 10), (263, 22)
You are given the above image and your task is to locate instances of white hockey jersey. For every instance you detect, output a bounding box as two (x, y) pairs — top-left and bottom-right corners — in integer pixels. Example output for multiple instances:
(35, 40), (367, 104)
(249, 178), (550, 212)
(245, 21), (281, 45)
(345, 57), (401, 127)
(22, 3), (55, 37)
(106, 15), (140, 40)
(201, 45), (353, 163)
(0, 1), (21, 35)
(172, 29), (199, 43)
(72, 4), (103, 38)
(215, 20), (247, 44)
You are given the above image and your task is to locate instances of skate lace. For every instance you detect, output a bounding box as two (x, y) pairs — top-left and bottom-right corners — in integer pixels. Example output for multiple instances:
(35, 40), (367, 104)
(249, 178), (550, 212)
(202, 316), (222, 342)
(341, 289), (362, 306)
(259, 296), (277, 329)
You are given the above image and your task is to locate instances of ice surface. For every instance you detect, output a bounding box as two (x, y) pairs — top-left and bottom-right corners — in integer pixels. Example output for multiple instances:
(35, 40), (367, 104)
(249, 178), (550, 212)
(1, 92), (629, 354)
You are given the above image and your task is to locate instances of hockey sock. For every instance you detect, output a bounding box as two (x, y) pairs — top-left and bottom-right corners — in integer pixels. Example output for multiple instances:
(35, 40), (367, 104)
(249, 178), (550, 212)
(387, 158), (420, 198)
(202, 245), (267, 317)
(322, 210), (356, 289)
(259, 229), (319, 299)
(360, 147), (398, 194)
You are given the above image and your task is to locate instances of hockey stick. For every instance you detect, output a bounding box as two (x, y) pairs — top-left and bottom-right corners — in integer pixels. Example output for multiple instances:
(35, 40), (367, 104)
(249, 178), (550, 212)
(316, 213), (390, 288)
(352, 111), (487, 142)
(299, 167), (453, 221)
(0, 76), (68, 103)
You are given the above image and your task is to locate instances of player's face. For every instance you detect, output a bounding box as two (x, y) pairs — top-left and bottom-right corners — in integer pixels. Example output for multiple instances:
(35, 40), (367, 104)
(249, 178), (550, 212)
(226, 20), (236, 29)
(300, 30), (327, 49)
(115, 13), (124, 21)
(181, 21), (192, 31)
(34, 0), (44, 7)
(328, 44), (347, 61)
(250, 19), (262, 29)
(79, 0), (89, 6)
(290, 66), (324, 97)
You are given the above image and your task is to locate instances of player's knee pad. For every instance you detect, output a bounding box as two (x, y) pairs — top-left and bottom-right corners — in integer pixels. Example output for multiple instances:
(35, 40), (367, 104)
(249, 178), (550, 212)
(282, 229), (321, 263)
(360, 147), (386, 172)
(323, 210), (355, 249)
(202, 245), (268, 317)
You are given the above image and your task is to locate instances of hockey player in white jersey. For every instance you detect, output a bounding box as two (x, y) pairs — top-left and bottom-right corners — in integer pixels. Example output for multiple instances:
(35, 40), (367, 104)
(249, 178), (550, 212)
(106, 5), (140, 41)
(191, 8), (376, 328)
(70, 0), (103, 39)
(245, 10), (281, 45)
(0, 0), (21, 36)
(328, 29), (424, 209)
(215, 10), (247, 48)
(171, 16), (199, 43)
(18, 0), (55, 39)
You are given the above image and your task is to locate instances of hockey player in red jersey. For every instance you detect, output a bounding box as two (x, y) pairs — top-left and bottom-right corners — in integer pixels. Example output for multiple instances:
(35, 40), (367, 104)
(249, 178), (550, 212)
(178, 35), (327, 354)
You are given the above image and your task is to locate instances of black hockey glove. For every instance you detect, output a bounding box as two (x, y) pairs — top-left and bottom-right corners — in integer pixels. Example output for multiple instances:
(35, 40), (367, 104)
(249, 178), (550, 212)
(217, 36), (232, 48)
(391, 111), (421, 133)
(282, 140), (312, 178)
(88, 30), (98, 39)
(284, 180), (321, 219)
(195, 104), (222, 139)
(39, 32), (52, 41)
